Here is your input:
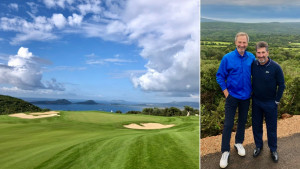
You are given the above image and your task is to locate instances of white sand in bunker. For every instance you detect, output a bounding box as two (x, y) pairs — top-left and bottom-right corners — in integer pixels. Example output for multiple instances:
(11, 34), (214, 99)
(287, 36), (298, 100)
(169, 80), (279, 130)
(9, 111), (60, 119)
(124, 123), (175, 129)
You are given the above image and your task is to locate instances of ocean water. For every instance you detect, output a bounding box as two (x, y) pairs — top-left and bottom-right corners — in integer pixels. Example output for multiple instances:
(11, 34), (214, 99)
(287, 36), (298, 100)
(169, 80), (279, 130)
(34, 104), (148, 113)
(25, 98), (199, 113)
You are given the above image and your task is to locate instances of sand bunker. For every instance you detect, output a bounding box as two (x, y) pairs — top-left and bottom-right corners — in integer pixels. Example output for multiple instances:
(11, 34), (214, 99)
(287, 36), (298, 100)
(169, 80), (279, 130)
(9, 111), (60, 119)
(124, 123), (175, 129)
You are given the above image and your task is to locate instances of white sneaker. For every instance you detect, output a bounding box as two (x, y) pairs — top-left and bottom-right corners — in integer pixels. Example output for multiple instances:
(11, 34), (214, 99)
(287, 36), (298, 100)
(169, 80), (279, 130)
(220, 151), (230, 168)
(234, 143), (246, 156)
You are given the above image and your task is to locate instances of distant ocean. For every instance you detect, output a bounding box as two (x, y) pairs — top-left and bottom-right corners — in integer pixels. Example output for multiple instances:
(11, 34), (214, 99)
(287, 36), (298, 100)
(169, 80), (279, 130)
(24, 98), (199, 113)
(33, 104), (148, 113)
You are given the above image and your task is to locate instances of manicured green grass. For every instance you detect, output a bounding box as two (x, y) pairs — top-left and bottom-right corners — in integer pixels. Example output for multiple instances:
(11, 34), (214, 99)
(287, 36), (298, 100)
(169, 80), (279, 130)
(0, 111), (199, 169)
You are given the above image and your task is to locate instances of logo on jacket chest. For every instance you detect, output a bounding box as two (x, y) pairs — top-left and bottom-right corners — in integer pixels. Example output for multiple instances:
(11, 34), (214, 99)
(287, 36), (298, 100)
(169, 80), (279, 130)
(266, 71), (269, 73)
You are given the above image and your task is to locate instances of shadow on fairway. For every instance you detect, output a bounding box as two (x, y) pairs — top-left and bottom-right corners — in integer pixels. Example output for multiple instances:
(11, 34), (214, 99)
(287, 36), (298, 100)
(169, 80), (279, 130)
(201, 133), (300, 169)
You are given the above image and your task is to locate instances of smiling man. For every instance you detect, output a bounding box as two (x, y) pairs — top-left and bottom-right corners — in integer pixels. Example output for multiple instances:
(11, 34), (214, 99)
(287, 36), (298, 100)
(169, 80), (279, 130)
(251, 41), (285, 163)
(216, 32), (255, 168)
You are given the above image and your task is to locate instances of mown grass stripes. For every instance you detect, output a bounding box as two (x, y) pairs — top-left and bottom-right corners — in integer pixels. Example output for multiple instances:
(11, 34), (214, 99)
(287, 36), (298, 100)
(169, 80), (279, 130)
(0, 111), (199, 169)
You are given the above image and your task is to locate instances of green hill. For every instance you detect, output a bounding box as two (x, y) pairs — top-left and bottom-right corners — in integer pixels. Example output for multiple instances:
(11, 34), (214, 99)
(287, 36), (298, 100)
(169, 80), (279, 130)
(0, 95), (42, 115)
(201, 21), (300, 45)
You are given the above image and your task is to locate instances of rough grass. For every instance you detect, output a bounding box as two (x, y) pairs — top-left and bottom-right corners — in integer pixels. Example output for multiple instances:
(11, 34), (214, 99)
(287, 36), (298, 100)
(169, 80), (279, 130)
(0, 111), (199, 169)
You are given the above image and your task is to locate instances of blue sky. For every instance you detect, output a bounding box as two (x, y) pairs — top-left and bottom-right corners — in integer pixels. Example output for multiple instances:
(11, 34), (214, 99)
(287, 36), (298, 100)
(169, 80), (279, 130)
(201, 0), (300, 23)
(0, 0), (200, 103)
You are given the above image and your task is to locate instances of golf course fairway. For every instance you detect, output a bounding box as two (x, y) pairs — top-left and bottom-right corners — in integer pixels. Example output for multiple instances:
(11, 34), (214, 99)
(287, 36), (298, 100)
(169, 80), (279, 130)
(0, 111), (199, 169)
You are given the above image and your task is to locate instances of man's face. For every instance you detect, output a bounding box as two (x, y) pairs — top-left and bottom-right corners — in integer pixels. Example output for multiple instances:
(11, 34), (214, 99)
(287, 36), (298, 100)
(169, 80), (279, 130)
(235, 35), (248, 54)
(256, 47), (269, 64)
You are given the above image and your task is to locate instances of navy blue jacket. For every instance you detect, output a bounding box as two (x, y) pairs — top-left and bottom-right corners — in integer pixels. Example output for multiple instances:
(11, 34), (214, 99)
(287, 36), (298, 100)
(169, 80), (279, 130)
(251, 58), (285, 102)
(216, 49), (255, 100)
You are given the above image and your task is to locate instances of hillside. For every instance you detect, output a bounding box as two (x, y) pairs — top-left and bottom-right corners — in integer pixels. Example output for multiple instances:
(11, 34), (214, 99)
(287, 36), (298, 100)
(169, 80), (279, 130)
(201, 21), (300, 45)
(0, 95), (42, 115)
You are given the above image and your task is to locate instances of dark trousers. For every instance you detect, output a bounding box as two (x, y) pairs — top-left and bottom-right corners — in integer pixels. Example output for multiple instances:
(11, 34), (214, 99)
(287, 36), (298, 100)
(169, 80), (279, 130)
(252, 98), (278, 152)
(221, 95), (250, 152)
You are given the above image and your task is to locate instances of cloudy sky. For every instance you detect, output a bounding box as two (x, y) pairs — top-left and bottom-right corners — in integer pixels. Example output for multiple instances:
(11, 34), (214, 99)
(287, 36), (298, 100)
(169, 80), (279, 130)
(201, 0), (300, 22)
(0, 0), (200, 103)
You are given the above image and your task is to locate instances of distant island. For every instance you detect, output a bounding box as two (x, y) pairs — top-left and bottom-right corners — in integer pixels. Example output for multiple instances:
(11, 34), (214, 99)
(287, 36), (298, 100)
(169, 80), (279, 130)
(31, 99), (98, 105)
(28, 98), (199, 109)
(31, 99), (72, 105)
(75, 100), (97, 105)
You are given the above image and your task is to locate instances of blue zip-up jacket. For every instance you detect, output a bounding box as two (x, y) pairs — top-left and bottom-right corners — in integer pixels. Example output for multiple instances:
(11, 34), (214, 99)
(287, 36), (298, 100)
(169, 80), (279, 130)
(216, 48), (255, 100)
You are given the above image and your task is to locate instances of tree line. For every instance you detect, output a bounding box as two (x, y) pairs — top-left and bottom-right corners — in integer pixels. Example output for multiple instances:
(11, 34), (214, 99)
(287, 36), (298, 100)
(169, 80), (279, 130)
(115, 106), (199, 117)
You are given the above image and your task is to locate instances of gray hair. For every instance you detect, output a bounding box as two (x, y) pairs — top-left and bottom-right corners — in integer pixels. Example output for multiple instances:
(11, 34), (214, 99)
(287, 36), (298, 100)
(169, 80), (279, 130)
(235, 32), (249, 42)
(256, 41), (269, 51)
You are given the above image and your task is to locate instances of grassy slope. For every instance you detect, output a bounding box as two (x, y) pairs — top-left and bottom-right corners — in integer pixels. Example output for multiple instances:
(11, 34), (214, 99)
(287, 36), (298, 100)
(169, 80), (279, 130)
(0, 111), (199, 169)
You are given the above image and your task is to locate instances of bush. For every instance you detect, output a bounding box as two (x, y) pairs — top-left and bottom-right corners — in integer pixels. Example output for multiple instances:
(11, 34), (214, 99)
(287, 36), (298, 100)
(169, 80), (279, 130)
(115, 110), (122, 114)
(126, 111), (142, 114)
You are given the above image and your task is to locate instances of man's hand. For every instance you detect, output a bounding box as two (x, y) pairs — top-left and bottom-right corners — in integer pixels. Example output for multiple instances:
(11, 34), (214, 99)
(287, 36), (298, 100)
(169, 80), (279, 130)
(223, 89), (229, 98)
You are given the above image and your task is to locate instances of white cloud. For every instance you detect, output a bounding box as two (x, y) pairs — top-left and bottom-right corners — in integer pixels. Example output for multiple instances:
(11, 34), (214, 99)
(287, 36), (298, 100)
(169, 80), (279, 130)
(52, 14), (67, 29)
(201, 0), (300, 6)
(1, 0), (200, 97)
(0, 86), (67, 98)
(79, 0), (200, 96)
(0, 53), (9, 62)
(0, 12), (84, 44)
(27, 2), (39, 14)
(86, 58), (134, 65)
(106, 21), (127, 34)
(78, 0), (102, 15)
(0, 16), (57, 44)
(8, 3), (18, 11)
(43, 0), (74, 8)
(68, 13), (83, 26)
(0, 47), (65, 91)
(49, 66), (87, 72)
(85, 52), (135, 65)
(122, 0), (200, 95)
(132, 34), (199, 93)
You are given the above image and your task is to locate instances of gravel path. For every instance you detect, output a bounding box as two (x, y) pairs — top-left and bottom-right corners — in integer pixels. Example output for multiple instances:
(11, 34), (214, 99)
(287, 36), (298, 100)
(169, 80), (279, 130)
(201, 115), (300, 156)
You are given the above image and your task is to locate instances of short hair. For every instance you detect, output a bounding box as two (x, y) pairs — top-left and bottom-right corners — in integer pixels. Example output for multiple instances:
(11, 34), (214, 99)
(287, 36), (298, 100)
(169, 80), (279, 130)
(235, 32), (249, 42)
(256, 41), (269, 51)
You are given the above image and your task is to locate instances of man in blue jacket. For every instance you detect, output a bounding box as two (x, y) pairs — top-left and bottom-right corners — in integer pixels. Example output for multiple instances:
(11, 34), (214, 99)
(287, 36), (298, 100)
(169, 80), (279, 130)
(251, 41), (285, 163)
(216, 32), (255, 168)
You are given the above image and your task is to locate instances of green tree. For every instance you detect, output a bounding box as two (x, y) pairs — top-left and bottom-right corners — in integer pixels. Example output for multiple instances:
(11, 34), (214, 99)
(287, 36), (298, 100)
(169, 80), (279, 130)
(115, 110), (122, 114)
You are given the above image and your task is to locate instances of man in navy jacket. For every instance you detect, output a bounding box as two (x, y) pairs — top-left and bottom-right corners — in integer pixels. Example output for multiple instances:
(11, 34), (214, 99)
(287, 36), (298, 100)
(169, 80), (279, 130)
(251, 41), (285, 163)
(216, 32), (255, 168)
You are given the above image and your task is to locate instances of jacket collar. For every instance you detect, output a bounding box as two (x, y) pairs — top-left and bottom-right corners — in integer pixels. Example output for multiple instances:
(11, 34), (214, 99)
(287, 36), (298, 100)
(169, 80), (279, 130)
(256, 57), (271, 67)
